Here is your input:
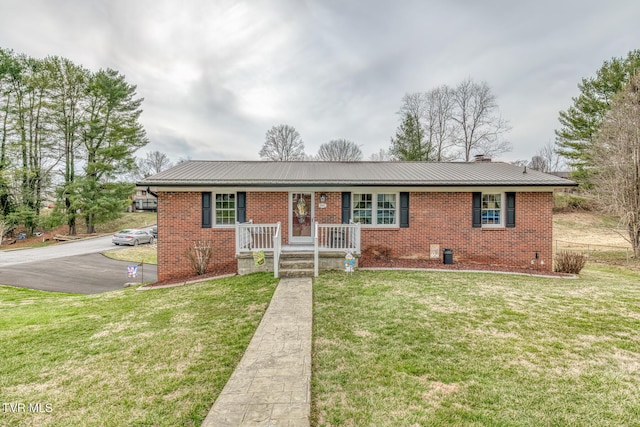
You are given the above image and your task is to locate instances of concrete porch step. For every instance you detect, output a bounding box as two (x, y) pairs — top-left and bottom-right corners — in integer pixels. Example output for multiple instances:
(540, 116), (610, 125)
(280, 259), (314, 270)
(279, 251), (314, 259)
(278, 251), (315, 278)
(280, 268), (314, 278)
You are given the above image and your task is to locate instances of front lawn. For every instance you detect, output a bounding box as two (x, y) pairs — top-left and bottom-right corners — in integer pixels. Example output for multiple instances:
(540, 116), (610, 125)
(0, 273), (277, 426)
(312, 266), (640, 426)
(103, 244), (158, 264)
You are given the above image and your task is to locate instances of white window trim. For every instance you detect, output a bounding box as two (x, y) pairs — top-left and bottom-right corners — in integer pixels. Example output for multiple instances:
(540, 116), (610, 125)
(214, 192), (237, 227)
(481, 192), (505, 229)
(352, 192), (400, 228)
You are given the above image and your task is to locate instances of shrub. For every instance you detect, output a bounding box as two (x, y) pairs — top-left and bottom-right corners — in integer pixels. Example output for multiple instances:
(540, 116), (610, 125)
(553, 193), (593, 212)
(554, 251), (587, 274)
(185, 240), (214, 275)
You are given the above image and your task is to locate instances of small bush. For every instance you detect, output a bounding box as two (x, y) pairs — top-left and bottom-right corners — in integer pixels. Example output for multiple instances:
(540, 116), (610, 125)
(185, 240), (214, 275)
(553, 193), (593, 212)
(554, 251), (587, 274)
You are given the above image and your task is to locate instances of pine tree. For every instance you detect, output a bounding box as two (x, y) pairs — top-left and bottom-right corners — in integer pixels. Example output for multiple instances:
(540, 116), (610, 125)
(389, 112), (434, 161)
(556, 49), (640, 187)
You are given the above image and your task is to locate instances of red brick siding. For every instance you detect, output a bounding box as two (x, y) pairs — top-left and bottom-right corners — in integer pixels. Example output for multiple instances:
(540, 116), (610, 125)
(359, 192), (553, 271)
(246, 192), (289, 238)
(156, 192), (235, 281)
(156, 190), (554, 281)
(314, 192), (342, 224)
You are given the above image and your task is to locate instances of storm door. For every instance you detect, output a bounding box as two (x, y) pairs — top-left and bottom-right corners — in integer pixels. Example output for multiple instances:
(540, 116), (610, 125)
(289, 192), (314, 243)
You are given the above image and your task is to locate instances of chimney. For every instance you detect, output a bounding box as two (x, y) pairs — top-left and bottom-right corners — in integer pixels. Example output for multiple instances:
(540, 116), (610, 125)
(474, 154), (491, 162)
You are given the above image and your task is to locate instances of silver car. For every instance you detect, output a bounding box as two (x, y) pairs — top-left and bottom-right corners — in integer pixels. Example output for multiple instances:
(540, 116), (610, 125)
(112, 229), (155, 246)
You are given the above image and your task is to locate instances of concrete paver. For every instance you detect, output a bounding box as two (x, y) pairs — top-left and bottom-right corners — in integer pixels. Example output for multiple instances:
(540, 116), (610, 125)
(202, 277), (312, 427)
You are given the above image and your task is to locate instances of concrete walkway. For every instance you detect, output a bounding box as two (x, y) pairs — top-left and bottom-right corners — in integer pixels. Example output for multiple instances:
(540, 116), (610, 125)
(202, 277), (312, 427)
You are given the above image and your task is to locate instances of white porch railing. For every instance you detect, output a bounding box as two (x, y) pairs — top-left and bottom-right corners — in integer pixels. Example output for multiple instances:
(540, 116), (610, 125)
(314, 222), (361, 277)
(236, 221), (282, 278)
(236, 221), (359, 278)
(235, 221), (280, 253)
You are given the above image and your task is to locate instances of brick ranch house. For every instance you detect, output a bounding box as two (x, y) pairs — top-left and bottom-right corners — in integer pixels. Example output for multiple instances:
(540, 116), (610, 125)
(139, 160), (576, 281)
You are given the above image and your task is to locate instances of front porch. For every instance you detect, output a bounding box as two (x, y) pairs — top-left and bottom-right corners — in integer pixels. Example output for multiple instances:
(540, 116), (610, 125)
(235, 222), (361, 277)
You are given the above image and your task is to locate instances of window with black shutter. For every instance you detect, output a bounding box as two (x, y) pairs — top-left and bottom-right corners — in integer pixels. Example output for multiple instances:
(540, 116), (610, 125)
(400, 192), (409, 228)
(237, 192), (246, 223)
(506, 192), (516, 227)
(472, 192), (482, 227)
(202, 192), (212, 228)
(342, 192), (351, 223)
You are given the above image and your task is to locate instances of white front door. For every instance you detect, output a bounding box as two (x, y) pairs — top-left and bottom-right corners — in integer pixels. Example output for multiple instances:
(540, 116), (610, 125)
(289, 192), (314, 244)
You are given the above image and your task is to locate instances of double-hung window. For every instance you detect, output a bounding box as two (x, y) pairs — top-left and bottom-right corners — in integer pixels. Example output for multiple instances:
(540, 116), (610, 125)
(203, 192), (246, 228)
(481, 193), (503, 227)
(215, 193), (236, 225)
(353, 193), (397, 226)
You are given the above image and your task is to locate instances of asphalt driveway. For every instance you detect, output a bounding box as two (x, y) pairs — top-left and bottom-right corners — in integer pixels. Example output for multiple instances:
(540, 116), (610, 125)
(0, 253), (157, 294)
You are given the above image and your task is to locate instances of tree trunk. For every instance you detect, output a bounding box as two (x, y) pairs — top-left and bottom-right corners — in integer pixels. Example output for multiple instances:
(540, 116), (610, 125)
(86, 212), (95, 234)
(629, 224), (640, 260)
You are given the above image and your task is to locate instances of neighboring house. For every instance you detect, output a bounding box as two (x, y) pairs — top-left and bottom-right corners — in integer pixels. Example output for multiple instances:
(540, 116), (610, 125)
(130, 186), (158, 212)
(139, 160), (576, 281)
(549, 171), (578, 193)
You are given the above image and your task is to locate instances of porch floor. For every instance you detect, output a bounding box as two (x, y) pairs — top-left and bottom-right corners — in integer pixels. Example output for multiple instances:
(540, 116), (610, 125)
(282, 244), (315, 252)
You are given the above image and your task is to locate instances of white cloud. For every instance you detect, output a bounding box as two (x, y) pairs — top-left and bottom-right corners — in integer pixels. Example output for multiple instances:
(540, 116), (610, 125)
(1, 0), (639, 164)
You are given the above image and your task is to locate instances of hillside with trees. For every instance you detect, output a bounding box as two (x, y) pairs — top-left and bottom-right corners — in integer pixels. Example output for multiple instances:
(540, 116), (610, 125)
(0, 48), (148, 236)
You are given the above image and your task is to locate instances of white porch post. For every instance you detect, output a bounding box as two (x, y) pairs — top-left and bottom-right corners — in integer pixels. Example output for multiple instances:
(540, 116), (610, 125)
(273, 222), (281, 279)
(314, 221), (319, 277)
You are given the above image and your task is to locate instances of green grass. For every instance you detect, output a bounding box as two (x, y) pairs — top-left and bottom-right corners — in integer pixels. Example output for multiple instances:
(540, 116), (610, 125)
(103, 245), (158, 264)
(94, 212), (157, 234)
(312, 266), (640, 426)
(0, 273), (277, 427)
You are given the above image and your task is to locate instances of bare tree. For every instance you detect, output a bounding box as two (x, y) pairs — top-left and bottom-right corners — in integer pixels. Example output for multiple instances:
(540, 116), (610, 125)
(369, 148), (394, 161)
(259, 124), (305, 161)
(316, 139), (362, 161)
(137, 150), (172, 178)
(528, 143), (566, 172)
(511, 159), (529, 167)
(590, 74), (640, 258)
(451, 78), (511, 161)
(528, 156), (547, 172)
(398, 89), (456, 161)
(425, 85), (458, 161)
(398, 92), (428, 121)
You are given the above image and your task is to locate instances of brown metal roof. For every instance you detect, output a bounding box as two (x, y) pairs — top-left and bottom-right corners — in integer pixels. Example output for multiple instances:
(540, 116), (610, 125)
(138, 161), (577, 187)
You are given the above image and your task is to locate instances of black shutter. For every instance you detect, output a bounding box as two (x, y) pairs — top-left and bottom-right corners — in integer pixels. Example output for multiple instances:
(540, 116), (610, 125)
(506, 192), (516, 228)
(472, 192), (482, 228)
(399, 192), (409, 228)
(202, 192), (212, 228)
(342, 192), (351, 223)
(237, 192), (246, 223)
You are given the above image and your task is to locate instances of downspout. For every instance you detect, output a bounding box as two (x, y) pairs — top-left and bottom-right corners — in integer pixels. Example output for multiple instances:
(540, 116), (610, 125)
(146, 186), (158, 198)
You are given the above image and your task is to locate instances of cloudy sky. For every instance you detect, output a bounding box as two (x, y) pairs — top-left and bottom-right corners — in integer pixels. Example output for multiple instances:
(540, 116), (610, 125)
(0, 0), (638, 164)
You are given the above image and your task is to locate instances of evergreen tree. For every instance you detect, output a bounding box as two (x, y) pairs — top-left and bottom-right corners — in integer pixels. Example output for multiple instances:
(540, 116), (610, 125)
(80, 68), (148, 233)
(556, 49), (640, 187)
(0, 50), (147, 235)
(389, 112), (434, 161)
(46, 56), (89, 235)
